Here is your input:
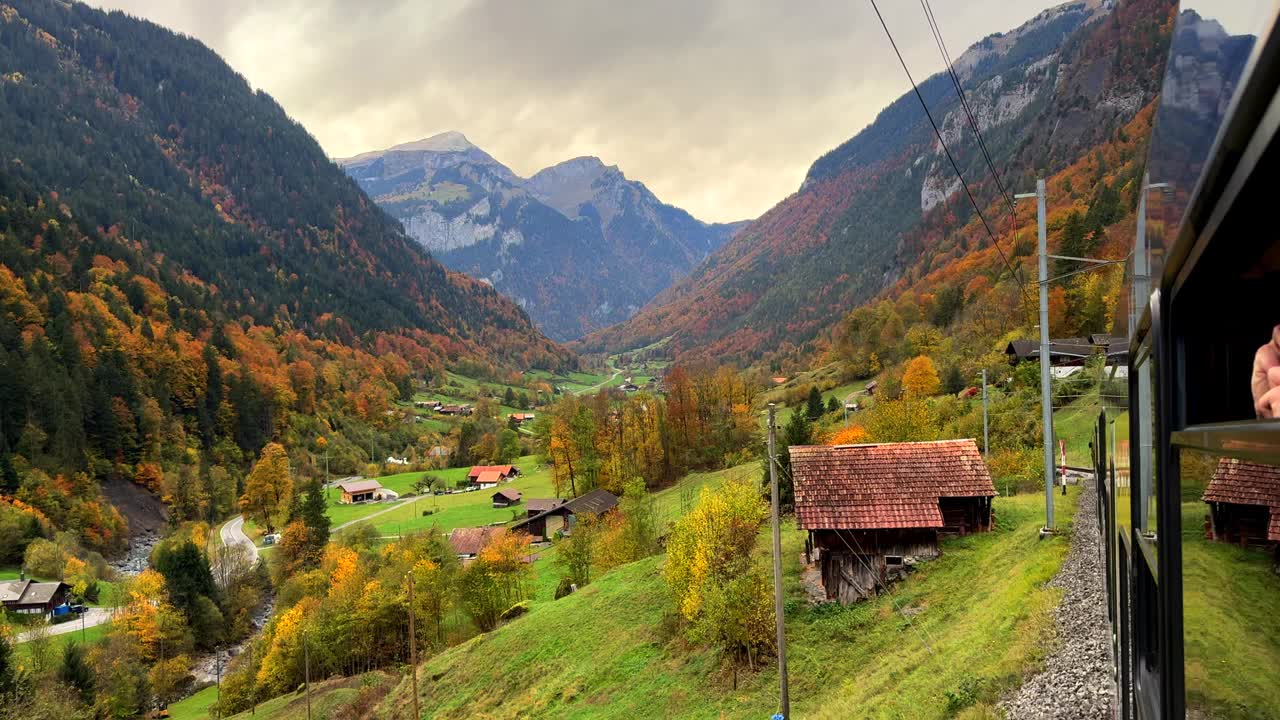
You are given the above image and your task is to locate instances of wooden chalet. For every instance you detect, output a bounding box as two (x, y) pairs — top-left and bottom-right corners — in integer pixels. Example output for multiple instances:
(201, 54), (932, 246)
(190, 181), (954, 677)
(1202, 457), (1280, 549)
(791, 439), (996, 604)
(0, 579), (69, 617)
(337, 479), (385, 504)
(510, 488), (618, 541)
(492, 488), (523, 508)
(468, 465), (518, 488)
(1004, 335), (1128, 367)
(508, 413), (536, 425)
(448, 526), (505, 560)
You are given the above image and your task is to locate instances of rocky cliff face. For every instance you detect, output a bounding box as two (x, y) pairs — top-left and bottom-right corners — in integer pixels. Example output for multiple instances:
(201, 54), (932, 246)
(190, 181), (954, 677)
(579, 0), (1175, 365)
(339, 136), (742, 340)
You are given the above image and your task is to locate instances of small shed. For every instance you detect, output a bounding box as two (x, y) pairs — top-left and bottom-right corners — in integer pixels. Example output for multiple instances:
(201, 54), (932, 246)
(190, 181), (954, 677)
(493, 488), (523, 508)
(338, 479), (384, 504)
(791, 439), (996, 604)
(448, 526), (505, 560)
(511, 488), (619, 541)
(1203, 457), (1280, 548)
(0, 580), (70, 617)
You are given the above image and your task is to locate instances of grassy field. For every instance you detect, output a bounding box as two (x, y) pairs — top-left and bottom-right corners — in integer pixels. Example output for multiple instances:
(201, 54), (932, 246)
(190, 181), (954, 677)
(360, 487), (1079, 720)
(1180, 502), (1280, 718)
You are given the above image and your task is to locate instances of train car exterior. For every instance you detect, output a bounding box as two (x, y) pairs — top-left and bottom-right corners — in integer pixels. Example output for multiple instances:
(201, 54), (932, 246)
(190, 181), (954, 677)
(1095, 3), (1280, 717)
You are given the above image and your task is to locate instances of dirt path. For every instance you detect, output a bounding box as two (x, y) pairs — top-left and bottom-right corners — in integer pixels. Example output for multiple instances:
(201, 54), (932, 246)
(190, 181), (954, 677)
(332, 498), (415, 532)
(578, 366), (622, 394)
(1001, 481), (1113, 719)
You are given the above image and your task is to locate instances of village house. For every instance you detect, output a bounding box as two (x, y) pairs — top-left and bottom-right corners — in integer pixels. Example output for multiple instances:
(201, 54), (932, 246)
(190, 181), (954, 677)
(337, 479), (397, 504)
(427, 445), (450, 459)
(0, 579), (70, 618)
(468, 465), (519, 488)
(507, 413), (536, 425)
(385, 455), (410, 466)
(510, 488), (618, 542)
(791, 439), (996, 604)
(492, 488), (523, 508)
(1202, 457), (1280, 551)
(448, 526), (505, 561)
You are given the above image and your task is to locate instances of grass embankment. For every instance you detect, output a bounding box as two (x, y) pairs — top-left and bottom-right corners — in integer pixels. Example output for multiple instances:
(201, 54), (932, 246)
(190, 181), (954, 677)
(366, 487), (1078, 720)
(1052, 385), (1129, 467)
(1180, 502), (1280, 717)
(169, 673), (397, 720)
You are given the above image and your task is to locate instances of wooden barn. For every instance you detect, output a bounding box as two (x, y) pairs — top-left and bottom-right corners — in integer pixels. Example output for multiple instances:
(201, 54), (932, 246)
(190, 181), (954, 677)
(791, 439), (996, 604)
(1202, 457), (1280, 549)
(448, 526), (505, 561)
(492, 488), (523, 508)
(510, 488), (618, 541)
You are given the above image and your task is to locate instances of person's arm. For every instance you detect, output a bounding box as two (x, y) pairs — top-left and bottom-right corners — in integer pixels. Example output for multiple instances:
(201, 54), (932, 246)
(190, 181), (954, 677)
(1252, 325), (1280, 418)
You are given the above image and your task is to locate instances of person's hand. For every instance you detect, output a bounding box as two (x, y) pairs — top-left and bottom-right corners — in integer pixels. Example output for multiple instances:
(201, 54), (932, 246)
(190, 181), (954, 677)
(1252, 325), (1280, 418)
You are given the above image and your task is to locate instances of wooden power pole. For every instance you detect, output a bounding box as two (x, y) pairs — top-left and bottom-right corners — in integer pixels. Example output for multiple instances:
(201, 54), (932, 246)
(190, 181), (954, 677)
(409, 573), (420, 720)
(767, 404), (791, 718)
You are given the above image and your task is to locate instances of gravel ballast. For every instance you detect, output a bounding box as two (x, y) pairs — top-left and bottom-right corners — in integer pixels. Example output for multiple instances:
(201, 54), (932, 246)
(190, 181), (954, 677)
(1001, 482), (1114, 719)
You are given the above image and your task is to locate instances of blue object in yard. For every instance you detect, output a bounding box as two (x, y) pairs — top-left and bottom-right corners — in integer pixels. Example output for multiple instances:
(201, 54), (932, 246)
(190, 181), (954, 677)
(52, 603), (70, 616)
(772, 715), (786, 720)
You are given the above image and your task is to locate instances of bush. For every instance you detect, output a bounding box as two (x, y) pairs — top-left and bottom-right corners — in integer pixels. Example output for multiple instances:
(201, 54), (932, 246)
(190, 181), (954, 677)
(554, 577), (576, 599)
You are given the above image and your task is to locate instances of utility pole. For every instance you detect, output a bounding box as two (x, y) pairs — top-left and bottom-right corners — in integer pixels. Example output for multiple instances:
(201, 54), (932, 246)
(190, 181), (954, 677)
(408, 573), (420, 720)
(766, 404), (790, 719)
(1015, 179), (1055, 532)
(981, 369), (989, 458)
(304, 631), (312, 720)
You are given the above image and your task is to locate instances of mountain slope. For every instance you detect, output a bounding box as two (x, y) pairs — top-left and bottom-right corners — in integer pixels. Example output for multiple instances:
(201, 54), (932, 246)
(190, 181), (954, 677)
(580, 0), (1172, 364)
(339, 135), (744, 341)
(0, 0), (570, 544)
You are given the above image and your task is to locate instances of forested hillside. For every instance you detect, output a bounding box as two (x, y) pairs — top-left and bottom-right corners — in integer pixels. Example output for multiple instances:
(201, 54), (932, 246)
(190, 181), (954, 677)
(580, 0), (1175, 367)
(0, 0), (571, 555)
(340, 135), (744, 341)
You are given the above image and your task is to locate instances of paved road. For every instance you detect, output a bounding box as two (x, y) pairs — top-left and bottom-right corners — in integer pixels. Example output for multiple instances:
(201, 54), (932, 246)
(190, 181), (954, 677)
(16, 607), (112, 643)
(220, 515), (259, 565)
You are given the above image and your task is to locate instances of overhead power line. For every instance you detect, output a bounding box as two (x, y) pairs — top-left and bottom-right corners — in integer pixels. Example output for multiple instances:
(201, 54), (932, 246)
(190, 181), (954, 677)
(920, 0), (1015, 214)
(865, 0), (1032, 307)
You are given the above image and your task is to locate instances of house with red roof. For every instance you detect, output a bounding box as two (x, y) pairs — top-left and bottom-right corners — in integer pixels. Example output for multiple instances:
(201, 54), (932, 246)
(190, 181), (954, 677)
(1203, 457), (1280, 549)
(467, 465), (519, 488)
(790, 439), (996, 604)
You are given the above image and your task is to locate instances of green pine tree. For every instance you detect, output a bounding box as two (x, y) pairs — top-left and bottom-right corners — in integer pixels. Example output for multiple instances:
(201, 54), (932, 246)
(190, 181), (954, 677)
(59, 641), (95, 706)
(806, 386), (825, 420)
(301, 479), (330, 550)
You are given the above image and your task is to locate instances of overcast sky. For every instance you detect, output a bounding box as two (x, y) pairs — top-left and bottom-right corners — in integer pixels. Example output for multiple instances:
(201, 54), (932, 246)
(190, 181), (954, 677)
(95, 0), (1075, 222)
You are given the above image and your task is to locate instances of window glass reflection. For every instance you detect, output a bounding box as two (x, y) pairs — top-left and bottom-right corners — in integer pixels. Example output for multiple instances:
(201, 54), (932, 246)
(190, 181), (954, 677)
(1180, 449), (1280, 718)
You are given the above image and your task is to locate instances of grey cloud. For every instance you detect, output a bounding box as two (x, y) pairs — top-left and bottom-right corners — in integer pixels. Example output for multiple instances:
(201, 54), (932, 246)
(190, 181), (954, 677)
(95, 0), (1062, 221)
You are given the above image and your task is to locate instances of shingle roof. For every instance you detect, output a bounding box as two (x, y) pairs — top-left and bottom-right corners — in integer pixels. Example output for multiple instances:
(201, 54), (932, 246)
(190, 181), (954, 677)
(790, 439), (996, 531)
(474, 470), (503, 485)
(1204, 457), (1280, 541)
(18, 581), (65, 606)
(448, 526), (504, 556)
(493, 488), (522, 502)
(0, 580), (29, 603)
(509, 489), (619, 532)
(526, 498), (565, 513)
(338, 479), (383, 494)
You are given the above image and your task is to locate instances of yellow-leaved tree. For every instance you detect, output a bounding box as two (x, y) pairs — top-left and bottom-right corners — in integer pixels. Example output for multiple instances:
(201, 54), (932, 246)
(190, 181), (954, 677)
(902, 355), (942, 399)
(664, 477), (774, 667)
(239, 442), (293, 533)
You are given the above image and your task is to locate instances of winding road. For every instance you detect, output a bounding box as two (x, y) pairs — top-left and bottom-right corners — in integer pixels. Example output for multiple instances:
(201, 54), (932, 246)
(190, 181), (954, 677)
(219, 515), (259, 565)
